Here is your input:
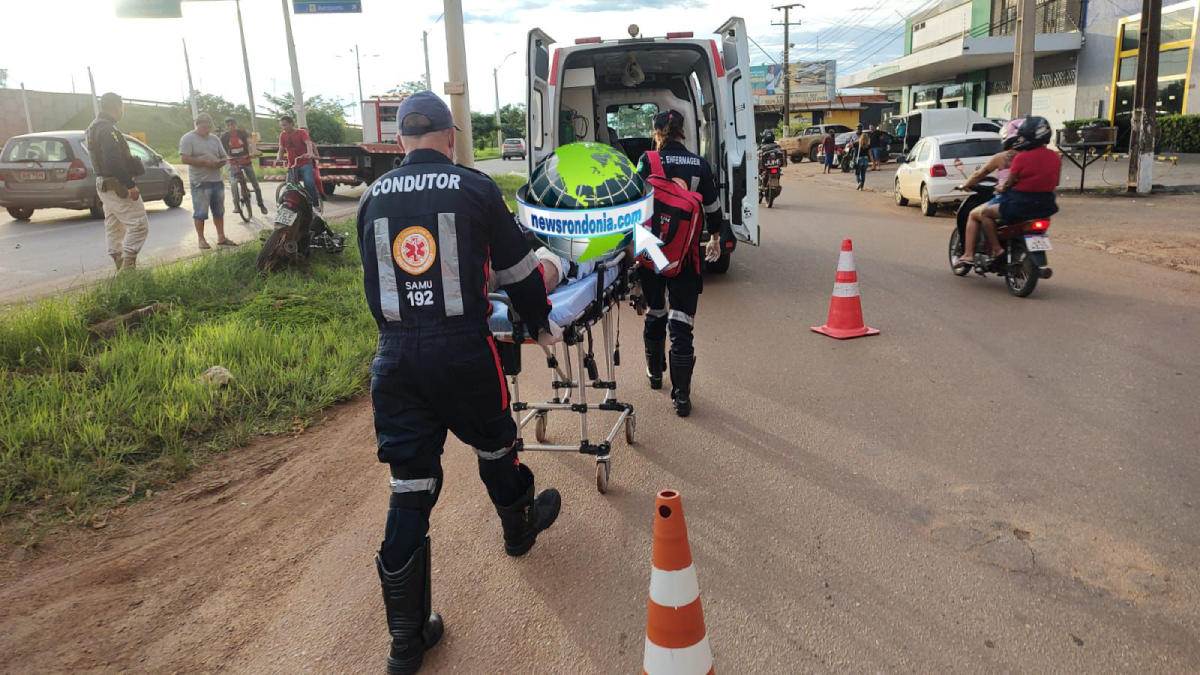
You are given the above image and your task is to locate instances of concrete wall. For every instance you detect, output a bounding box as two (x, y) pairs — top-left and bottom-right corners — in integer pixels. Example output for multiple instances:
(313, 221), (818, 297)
(0, 88), (95, 147)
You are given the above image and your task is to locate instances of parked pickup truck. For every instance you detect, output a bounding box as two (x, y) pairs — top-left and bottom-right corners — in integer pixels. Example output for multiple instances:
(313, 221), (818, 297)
(779, 124), (853, 163)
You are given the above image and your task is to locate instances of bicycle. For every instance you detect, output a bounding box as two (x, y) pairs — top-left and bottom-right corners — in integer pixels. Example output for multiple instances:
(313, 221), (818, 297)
(230, 164), (254, 222)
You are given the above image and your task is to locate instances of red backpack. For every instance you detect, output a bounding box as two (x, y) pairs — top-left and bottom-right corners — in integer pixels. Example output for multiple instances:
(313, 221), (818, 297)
(639, 151), (703, 277)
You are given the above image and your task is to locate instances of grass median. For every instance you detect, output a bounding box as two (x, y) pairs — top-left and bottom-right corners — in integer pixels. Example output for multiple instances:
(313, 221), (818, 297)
(0, 221), (374, 544)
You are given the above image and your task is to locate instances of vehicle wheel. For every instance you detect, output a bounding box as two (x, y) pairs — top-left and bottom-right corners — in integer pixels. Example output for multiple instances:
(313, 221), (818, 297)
(163, 178), (185, 208)
(921, 185), (937, 217)
(894, 180), (908, 206)
(275, 182), (286, 204)
(322, 181), (336, 196)
(705, 251), (731, 274)
(625, 414), (636, 445)
(596, 459), (611, 494)
(6, 207), (34, 221)
(757, 189), (763, 204)
(238, 193), (253, 223)
(534, 412), (548, 443)
(256, 228), (287, 273)
(948, 229), (971, 276)
(766, 186), (776, 208)
(808, 145), (820, 163)
(1005, 254), (1040, 297)
(89, 198), (105, 219)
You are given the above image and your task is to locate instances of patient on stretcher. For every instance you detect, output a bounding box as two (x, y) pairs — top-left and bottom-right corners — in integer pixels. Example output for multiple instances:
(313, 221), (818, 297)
(487, 246), (606, 293)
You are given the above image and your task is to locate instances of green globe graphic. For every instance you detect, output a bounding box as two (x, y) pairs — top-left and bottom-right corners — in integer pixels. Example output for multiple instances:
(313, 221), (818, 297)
(524, 142), (646, 263)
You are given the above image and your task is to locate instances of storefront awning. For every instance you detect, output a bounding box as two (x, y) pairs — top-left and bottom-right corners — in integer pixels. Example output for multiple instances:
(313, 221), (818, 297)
(838, 32), (1082, 89)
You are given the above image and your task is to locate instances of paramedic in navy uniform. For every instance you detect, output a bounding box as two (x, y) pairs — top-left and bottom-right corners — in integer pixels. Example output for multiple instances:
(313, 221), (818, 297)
(357, 91), (563, 675)
(636, 109), (724, 418)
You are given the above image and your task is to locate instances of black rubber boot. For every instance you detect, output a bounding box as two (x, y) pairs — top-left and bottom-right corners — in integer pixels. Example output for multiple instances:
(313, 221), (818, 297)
(645, 337), (666, 390)
(669, 352), (695, 418)
(494, 485), (561, 557)
(377, 538), (444, 675)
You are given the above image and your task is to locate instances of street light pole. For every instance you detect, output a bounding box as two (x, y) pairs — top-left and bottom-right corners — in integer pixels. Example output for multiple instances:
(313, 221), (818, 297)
(423, 14), (444, 93)
(773, 4), (804, 137)
(1010, 0), (1036, 117)
(355, 45), (364, 107)
(183, 38), (199, 121)
(1128, 0), (1163, 193)
(443, 0), (474, 166)
(494, 51), (516, 151)
(280, 0), (307, 127)
(234, 0), (259, 138)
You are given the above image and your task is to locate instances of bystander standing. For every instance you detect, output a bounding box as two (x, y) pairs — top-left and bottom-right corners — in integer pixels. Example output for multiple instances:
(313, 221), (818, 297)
(180, 113), (236, 249)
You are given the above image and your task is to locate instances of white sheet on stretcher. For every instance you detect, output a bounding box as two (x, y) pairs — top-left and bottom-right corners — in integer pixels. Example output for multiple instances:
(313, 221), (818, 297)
(489, 265), (621, 338)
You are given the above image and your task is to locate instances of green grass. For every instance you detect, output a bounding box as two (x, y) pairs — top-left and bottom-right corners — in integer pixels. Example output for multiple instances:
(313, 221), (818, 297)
(0, 223), (374, 544)
(475, 147), (501, 161)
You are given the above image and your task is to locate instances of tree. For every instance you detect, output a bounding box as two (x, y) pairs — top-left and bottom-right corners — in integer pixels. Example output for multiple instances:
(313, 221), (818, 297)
(186, 92), (252, 125)
(0, 69), (7, 88)
(387, 80), (427, 96)
(261, 92), (351, 144)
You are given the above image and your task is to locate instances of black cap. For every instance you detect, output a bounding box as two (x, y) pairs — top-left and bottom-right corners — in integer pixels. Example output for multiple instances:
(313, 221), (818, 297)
(397, 91), (459, 136)
(652, 109), (683, 130)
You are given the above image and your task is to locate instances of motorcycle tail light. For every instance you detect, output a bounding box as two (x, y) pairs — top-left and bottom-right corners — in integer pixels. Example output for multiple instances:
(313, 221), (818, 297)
(929, 164), (948, 178)
(770, 168), (779, 174)
(1025, 219), (1051, 232)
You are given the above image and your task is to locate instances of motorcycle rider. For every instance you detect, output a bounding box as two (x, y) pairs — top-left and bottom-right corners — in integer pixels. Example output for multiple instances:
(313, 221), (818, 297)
(956, 116), (1060, 266)
(636, 109), (724, 417)
(758, 129), (787, 170)
(956, 120), (1022, 264)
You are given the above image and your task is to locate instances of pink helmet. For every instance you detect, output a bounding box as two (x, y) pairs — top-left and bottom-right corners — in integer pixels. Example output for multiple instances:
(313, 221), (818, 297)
(1002, 117), (1024, 139)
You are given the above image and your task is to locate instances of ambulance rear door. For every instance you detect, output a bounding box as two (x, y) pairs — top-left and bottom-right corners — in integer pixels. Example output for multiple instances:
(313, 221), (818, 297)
(526, 28), (557, 175)
(713, 17), (759, 245)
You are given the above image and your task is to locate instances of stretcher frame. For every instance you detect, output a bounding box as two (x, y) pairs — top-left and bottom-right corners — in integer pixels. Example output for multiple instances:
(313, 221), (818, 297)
(488, 252), (635, 494)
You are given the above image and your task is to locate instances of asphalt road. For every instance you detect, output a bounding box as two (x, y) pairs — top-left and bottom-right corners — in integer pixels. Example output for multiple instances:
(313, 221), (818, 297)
(0, 181), (365, 304)
(3, 168), (1199, 672)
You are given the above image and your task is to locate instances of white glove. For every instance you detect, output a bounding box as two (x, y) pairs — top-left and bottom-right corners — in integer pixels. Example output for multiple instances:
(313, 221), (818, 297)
(536, 321), (563, 346)
(704, 237), (722, 263)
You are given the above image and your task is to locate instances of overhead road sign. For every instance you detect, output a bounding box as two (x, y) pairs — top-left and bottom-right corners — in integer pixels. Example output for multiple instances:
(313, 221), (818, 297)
(115, 0), (182, 18)
(293, 1), (362, 12)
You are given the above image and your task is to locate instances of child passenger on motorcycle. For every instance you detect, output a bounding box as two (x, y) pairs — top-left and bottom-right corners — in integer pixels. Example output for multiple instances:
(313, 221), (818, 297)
(956, 116), (1060, 266)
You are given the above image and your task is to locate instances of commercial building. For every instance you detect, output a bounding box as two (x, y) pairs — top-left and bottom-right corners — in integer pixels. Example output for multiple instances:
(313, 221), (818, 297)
(838, 0), (1199, 148)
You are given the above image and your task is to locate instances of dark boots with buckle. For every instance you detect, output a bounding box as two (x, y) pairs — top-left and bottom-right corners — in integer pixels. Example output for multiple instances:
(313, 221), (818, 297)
(669, 351), (695, 418)
(376, 538), (444, 675)
(645, 338), (666, 390)
(494, 485), (561, 557)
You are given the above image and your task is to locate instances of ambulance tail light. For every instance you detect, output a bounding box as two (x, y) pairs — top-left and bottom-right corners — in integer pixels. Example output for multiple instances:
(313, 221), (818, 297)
(666, 32), (694, 39)
(575, 37), (602, 44)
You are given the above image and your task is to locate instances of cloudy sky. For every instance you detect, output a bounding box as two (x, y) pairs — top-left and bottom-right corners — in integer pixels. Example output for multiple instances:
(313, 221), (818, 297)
(1, 0), (935, 123)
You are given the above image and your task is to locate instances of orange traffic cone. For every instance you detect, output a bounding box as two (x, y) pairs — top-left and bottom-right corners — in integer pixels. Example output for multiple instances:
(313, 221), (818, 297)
(643, 490), (714, 675)
(811, 238), (880, 340)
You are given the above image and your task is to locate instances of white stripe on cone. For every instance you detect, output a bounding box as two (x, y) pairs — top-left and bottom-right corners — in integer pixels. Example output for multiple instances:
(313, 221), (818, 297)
(643, 635), (714, 675)
(832, 282), (861, 298)
(649, 565), (701, 608)
(836, 250), (857, 272)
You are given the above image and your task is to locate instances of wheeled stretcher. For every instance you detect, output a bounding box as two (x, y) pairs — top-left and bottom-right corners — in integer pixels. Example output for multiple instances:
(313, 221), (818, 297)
(488, 252), (635, 494)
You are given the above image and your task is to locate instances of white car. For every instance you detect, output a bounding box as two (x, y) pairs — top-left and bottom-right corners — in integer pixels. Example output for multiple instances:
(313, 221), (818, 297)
(893, 132), (1003, 216)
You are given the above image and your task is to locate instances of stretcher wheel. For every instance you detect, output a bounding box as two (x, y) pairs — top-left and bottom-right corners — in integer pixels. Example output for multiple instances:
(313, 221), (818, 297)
(624, 414), (636, 445)
(534, 412), (549, 443)
(596, 459), (610, 494)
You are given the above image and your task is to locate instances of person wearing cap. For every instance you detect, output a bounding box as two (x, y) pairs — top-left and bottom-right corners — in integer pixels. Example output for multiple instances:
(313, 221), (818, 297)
(221, 117), (267, 216)
(180, 113), (236, 249)
(86, 92), (150, 271)
(356, 90), (563, 675)
(635, 109), (725, 418)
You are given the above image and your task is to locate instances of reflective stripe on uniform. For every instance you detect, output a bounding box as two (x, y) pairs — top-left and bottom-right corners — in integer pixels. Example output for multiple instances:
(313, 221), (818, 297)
(668, 309), (694, 326)
(494, 249), (540, 286)
(689, 176), (700, 192)
(703, 200), (721, 214)
(374, 218), (402, 322)
(475, 445), (512, 460)
(647, 307), (668, 318)
(438, 212), (463, 317)
(390, 477), (439, 493)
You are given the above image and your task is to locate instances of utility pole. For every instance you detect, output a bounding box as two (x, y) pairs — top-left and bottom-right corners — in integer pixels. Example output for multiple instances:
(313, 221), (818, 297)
(280, 0), (307, 127)
(1010, 0), (1036, 117)
(423, 14), (444, 93)
(773, 4), (804, 137)
(234, 0), (259, 139)
(494, 51), (516, 151)
(87, 67), (99, 116)
(443, 0), (474, 166)
(183, 38), (199, 121)
(20, 84), (33, 134)
(355, 45), (364, 107)
(1128, 0), (1163, 193)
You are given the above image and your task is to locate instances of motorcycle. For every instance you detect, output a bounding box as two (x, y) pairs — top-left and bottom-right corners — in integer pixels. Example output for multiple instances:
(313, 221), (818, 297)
(950, 177), (1054, 297)
(758, 151), (784, 208)
(256, 178), (346, 273)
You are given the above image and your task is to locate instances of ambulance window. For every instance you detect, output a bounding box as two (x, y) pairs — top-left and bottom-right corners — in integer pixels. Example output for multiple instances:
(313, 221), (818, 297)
(532, 90), (544, 149)
(607, 103), (659, 139)
(380, 106), (398, 123)
(731, 75), (745, 139)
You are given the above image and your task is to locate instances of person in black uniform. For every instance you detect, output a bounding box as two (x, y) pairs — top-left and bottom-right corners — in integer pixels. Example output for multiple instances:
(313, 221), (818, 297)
(357, 91), (563, 675)
(636, 110), (725, 417)
(86, 92), (149, 271)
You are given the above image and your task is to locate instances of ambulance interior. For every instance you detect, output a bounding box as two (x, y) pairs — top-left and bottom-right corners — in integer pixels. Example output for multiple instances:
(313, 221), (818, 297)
(553, 45), (720, 173)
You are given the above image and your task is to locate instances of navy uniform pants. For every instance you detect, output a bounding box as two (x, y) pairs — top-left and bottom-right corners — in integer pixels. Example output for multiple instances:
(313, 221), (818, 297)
(371, 326), (533, 569)
(638, 263), (702, 357)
